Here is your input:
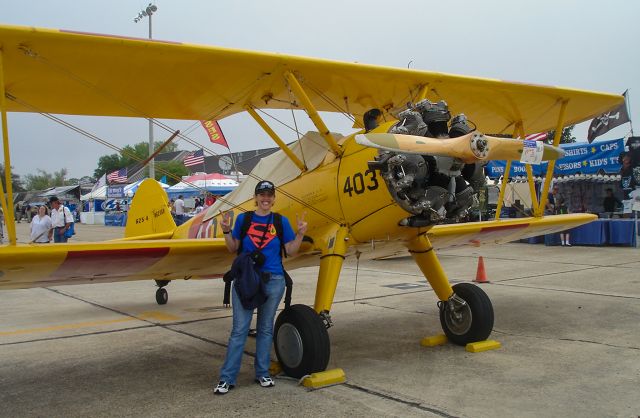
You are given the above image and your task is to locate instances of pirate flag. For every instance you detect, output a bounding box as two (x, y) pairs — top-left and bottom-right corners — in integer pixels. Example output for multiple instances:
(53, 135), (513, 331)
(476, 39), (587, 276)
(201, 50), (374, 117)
(587, 91), (630, 143)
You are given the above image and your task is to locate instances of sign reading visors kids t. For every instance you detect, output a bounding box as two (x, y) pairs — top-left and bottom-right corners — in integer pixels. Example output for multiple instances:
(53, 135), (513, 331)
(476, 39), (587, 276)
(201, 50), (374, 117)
(486, 138), (624, 178)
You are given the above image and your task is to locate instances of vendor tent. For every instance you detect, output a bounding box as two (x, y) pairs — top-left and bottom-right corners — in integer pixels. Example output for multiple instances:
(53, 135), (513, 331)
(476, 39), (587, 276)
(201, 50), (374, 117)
(38, 184), (80, 198)
(80, 179), (169, 201)
(124, 179), (169, 197)
(81, 186), (107, 201)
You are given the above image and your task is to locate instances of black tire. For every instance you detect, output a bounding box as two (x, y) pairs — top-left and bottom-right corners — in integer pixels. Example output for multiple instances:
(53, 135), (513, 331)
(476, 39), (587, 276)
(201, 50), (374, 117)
(439, 282), (493, 345)
(155, 288), (168, 305)
(274, 304), (330, 378)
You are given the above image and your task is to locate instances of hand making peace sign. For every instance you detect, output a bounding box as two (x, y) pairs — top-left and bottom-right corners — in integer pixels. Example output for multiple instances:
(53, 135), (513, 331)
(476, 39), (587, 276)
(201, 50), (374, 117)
(296, 212), (308, 236)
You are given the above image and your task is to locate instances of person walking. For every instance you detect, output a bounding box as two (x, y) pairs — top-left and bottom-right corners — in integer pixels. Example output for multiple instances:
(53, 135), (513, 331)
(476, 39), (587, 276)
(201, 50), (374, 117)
(214, 180), (307, 395)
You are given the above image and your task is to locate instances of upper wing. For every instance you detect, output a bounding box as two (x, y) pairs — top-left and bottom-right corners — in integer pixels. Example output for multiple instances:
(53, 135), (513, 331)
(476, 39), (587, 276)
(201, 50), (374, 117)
(0, 238), (231, 290)
(0, 24), (622, 134)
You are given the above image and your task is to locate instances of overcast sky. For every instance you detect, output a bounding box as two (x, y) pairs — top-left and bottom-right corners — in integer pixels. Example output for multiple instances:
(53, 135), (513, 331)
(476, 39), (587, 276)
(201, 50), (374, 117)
(1, 0), (638, 179)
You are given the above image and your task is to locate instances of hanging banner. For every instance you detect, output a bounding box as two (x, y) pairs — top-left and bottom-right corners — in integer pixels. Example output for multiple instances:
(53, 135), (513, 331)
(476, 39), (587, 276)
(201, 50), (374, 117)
(200, 120), (229, 149)
(485, 138), (624, 178)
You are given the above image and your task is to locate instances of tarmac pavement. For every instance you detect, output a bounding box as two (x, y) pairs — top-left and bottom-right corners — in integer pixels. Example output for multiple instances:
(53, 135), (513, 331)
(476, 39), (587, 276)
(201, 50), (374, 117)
(1, 222), (639, 417)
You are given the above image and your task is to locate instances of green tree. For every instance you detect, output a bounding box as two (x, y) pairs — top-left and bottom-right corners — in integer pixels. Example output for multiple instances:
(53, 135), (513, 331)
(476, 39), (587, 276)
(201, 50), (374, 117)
(24, 168), (68, 190)
(155, 160), (189, 185)
(93, 140), (180, 178)
(94, 153), (121, 179)
(0, 164), (24, 192)
(546, 125), (576, 144)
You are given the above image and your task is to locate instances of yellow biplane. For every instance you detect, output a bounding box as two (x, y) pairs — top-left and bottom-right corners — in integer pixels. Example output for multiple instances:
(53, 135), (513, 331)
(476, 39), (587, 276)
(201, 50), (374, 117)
(0, 25), (623, 377)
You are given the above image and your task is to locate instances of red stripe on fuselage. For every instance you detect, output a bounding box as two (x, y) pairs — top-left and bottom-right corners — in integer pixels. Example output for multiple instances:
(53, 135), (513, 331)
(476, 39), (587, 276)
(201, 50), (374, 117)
(52, 248), (170, 279)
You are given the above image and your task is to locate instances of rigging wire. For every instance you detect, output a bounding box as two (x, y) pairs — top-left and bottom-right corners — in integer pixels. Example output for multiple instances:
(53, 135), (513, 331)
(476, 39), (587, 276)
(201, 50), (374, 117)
(287, 86), (306, 165)
(303, 81), (356, 123)
(255, 108), (300, 134)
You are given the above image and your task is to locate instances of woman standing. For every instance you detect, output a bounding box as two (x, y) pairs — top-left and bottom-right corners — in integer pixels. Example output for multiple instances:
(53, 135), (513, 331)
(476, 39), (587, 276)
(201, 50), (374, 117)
(30, 205), (52, 243)
(214, 180), (307, 395)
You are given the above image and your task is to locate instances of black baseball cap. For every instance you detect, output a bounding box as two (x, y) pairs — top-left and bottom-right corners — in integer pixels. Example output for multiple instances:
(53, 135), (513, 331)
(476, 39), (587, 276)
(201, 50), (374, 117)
(255, 180), (275, 195)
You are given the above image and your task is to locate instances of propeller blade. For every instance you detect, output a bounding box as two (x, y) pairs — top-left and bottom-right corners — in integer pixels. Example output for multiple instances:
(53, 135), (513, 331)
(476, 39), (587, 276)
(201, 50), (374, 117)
(355, 132), (565, 163)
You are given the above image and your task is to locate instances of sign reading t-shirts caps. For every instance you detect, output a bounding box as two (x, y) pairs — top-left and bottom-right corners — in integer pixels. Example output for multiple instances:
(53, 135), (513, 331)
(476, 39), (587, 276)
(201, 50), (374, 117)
(486, 138), (624, 178)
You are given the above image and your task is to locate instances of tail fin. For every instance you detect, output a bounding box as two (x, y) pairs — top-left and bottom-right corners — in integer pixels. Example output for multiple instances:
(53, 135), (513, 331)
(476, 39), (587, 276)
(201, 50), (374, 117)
(124, 179), (176, 238)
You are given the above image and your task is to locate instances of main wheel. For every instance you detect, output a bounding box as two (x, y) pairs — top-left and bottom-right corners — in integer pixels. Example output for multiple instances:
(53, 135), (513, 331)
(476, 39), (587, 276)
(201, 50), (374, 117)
(439, 282), (493, 345)
(155, 288), (168, 305)
(274, 304), (330, 378)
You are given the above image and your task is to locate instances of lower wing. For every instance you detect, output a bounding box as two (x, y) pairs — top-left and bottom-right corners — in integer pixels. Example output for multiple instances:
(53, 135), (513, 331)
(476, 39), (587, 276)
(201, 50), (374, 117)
(355, 214), (596, 260)
(0, 239), (230, 290)
(427, 213), (596, 250)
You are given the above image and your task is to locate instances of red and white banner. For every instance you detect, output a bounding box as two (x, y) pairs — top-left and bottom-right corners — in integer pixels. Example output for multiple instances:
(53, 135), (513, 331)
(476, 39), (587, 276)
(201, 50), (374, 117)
(201, 120), (229, 149)
(525, 132), (548, 141)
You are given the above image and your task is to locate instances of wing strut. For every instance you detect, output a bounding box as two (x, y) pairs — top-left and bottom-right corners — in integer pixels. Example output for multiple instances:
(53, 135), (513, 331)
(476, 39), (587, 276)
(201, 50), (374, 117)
(0, 50), (17, 245)
(245, 105), (307, 172)
(517, 122), (541, 213)
(416, 84), (429, 102)
(535, 100), (569, 217)
(494, 124), (520, 220)
(285, 72), (342, 157)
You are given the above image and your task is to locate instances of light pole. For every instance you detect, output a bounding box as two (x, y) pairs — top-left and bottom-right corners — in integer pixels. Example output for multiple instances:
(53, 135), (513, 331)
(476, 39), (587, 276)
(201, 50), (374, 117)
(134, 3), (158, 180)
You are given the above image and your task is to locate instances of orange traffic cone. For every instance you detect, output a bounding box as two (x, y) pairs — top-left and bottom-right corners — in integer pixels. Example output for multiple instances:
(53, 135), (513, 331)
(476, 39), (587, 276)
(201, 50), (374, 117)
(474, 256), (490, 283)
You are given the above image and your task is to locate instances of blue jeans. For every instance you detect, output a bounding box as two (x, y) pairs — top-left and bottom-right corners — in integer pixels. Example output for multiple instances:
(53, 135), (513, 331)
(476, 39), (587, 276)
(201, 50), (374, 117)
(53, 227), (68, 243)
(219, 274), (285, 385)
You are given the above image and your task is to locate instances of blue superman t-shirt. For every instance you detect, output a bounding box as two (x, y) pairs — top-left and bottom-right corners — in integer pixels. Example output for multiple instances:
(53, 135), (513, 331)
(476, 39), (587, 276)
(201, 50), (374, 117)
(232, 212), (295, 275)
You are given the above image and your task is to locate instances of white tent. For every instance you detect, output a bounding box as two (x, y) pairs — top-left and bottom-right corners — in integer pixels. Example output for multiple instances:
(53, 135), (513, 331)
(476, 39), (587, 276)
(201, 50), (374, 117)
(124, 179), (170, 197)
(167, 173), (238, 196)
(81, 186), (108, 201)
(80, 179), (169, 201)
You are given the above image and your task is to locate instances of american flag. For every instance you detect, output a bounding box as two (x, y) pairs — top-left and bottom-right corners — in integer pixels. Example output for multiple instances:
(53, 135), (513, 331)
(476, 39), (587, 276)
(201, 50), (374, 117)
(184, 149), (205, 167)
(107, 168), (128, 183)
(525, 132), (548, 141)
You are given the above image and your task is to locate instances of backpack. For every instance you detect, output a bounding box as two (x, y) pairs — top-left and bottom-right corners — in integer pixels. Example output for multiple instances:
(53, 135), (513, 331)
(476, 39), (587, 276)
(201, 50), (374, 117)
(223, 211), (293, 309)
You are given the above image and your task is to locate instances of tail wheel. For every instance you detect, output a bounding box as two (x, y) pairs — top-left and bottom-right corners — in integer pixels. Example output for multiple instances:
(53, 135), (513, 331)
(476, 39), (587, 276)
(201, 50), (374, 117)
(274, 304), (330, 378)
(155, 288), (168, 305)
(154, 280), (170, 305)
(439, 282), (494, 345)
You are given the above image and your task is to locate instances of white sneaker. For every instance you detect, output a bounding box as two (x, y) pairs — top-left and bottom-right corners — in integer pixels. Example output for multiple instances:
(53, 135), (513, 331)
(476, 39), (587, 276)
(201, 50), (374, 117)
(214, 381), (233, 395)
(255, 376), (275, 387)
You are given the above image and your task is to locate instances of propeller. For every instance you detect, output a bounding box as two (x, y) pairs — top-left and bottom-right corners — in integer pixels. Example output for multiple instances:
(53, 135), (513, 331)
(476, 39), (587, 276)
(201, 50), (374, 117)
(355, 131), (565, 163)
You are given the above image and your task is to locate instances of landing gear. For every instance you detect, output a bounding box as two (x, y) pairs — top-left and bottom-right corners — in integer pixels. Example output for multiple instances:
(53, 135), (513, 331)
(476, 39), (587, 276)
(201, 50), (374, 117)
(274, 304), (330, 378)
(155, 280), (170, 305)
(439, 282), (494, 345)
